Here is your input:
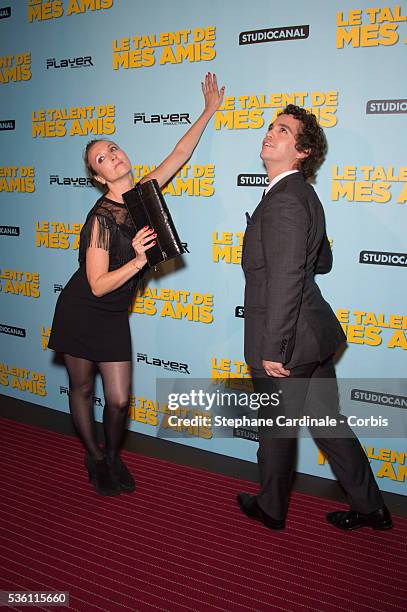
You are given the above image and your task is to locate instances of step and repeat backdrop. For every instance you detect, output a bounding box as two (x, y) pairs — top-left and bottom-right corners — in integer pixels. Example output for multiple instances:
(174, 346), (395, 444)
(1, 1), (406, 494)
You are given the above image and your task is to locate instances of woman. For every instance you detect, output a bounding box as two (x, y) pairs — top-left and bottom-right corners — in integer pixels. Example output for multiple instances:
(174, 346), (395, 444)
(48, 73), (224, 496)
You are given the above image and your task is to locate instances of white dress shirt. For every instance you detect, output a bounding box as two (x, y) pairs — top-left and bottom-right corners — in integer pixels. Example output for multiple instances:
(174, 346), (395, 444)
(264, 170), (299, 196)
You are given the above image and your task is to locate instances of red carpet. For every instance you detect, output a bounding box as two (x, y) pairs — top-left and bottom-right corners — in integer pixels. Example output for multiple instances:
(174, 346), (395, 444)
(0, 416), (406, 611)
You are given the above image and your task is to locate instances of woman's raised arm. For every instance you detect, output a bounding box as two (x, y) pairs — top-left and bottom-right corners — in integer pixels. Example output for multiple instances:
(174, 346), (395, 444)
(141, 72), (224, 188)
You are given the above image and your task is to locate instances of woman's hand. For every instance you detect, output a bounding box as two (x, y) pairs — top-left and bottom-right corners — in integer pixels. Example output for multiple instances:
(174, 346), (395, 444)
(132, 226), (156, 269)
(202, 72), (225, 115)
(140, 73), (225, 188)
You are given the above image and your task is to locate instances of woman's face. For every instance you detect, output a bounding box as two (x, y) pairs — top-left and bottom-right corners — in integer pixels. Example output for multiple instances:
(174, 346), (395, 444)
(88, 141), (132, 186)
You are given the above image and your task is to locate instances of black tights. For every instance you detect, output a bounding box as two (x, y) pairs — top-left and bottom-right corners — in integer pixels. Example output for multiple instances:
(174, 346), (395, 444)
(64, 354), (131, 460)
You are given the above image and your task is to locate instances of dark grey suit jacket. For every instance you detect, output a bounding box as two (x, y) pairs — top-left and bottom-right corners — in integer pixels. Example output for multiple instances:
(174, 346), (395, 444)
(242, 172), (346, 369)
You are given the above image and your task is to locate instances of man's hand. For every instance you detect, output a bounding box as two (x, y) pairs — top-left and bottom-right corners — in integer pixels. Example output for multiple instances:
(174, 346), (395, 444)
(262, 360), (290, 378)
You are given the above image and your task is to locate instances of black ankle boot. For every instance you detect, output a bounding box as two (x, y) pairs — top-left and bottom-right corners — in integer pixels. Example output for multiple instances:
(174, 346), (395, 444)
(107, 455), (136, 493)
(84, 454), (121, 496)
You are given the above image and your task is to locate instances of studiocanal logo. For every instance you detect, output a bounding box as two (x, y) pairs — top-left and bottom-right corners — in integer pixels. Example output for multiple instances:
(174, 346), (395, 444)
(0, 324), (26, 338)
(359, 251), (407, 267)
(50, 175), (93, 187)
(235, 306), (244, 318)
(234, 427), (259, 442)
(134, 112), (191, 126)
(136, 353), (190, 374)
(0, 226), (20, 237)
(366, 99), (407, 114)
(239, 24), (309, 45)
(351, 388), (407, 409)
(46, 56), (94, 70)
(0, 119), (15, 131)
(0, 7), (11, 19)
(237, 173), (268, 187)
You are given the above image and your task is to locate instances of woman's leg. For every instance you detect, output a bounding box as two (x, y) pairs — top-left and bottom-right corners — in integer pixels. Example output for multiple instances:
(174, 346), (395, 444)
(64, 353), (102, 459)
(98, 360), (135, 491)
(97, 360), (131, 460)
(64, 354), (120, 496)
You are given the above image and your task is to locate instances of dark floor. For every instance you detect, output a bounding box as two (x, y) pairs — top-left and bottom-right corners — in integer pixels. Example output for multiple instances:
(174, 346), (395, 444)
(1, 415), (406, 612)
(1, 393), (406, 517)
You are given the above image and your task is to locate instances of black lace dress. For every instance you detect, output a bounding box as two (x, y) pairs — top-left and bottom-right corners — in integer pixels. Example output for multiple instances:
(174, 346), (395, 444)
(48, 196), (138, 361)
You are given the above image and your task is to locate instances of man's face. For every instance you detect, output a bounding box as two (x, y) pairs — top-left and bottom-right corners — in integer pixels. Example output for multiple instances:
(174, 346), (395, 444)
(260, 113), (307, 170)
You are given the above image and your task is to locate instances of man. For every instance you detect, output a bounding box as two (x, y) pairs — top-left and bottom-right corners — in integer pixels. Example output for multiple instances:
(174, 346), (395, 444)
(238, 105), (392, 531)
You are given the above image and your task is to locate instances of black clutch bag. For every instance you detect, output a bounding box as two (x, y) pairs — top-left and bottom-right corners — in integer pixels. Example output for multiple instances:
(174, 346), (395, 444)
(123, 179), (185, 267)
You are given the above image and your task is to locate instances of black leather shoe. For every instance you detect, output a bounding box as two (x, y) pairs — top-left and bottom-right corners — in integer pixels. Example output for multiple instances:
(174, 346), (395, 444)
(237, 493), (285, 530)
(107, 455), (136, 493)
(84, 454), (121, 496)
(326, 506), (393, 530)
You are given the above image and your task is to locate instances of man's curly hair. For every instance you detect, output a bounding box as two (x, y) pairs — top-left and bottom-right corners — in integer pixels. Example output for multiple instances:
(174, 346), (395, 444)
(278, 104), (327, 179)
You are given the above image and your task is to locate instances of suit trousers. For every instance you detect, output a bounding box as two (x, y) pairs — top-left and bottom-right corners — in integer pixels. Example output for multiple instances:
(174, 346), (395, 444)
(251, 359), (383, 521)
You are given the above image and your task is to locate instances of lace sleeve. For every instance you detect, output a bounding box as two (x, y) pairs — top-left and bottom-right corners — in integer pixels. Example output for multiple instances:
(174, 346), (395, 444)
(82, 213), (112, 251)
(78, 212), (116, 264)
